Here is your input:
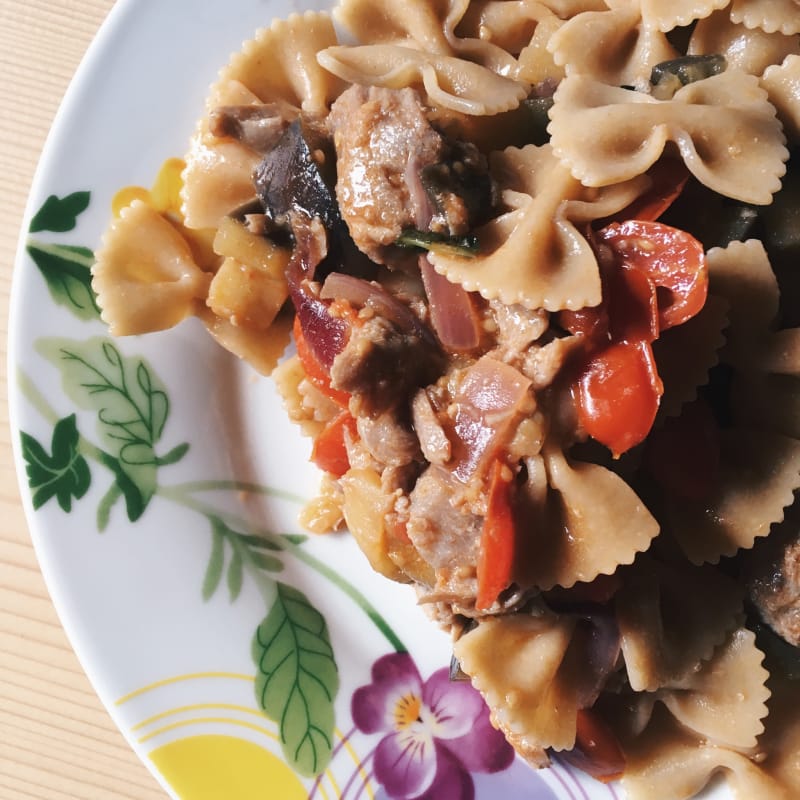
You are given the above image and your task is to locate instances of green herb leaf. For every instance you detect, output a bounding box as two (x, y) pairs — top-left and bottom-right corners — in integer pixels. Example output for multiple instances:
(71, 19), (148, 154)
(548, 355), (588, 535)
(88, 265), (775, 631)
(37, 337), (185, 520)
(396, 228), (479, 258)
(26, 242), (100, 321)
(29, 192), (91, 233)
(20, 414), (90, 512)
(252, 583), (339, 776)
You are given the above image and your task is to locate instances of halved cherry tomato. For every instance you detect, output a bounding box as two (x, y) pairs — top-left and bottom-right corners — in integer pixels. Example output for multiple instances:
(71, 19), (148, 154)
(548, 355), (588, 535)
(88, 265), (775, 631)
(574, 340), (664, 458)
(597, 220), (707, 331)
(476, 458), (516, 610)
(293, 316), (351, 408)
(562, 708), (625, 783)
(310, 410), (357, 477)
(645, 397), (720, 501)
(609, 158), (689, 223)
(607, 266), (659, 344)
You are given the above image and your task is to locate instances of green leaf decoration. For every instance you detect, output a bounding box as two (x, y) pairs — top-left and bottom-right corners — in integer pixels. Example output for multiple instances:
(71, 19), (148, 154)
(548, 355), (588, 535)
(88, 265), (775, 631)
(227, 547), (244, 602)
(251, 551), (284, 573)
(27, 242), (100, 321)
(29, 191), (91, 233)
(202, 524), (226, 602)
(98, 452), (148, 522)
(20, 414), (91, 512)
(36, 337), (185, 520)
(252, 583), (339, 777)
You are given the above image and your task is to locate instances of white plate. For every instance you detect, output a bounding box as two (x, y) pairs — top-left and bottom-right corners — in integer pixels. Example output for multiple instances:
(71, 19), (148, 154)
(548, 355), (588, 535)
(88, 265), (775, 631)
(8, 2), (730, 799)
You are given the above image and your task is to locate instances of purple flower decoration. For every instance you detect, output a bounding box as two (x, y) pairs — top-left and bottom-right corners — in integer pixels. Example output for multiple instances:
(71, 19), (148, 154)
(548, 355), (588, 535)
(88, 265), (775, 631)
(352, 652), (514, 800)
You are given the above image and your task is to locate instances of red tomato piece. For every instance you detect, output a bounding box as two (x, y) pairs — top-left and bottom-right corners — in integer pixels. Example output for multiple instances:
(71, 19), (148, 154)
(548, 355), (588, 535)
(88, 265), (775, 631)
(607, 266), (659, 344)
(598, 220), (707, 331)
(574, 340), (664, 458)
(293, 316), (351, 408)
(609, 158), (689, 223)
(311, 411), (357, 477)
(476, 459), (516, 610)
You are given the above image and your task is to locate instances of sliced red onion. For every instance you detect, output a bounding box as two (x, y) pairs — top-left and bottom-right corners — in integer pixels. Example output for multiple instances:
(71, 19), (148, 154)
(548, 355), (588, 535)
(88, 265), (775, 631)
(450, 356), (531, 482)
(320, 271), (437, 350)
(419, 255), (481, 351)
(287, 218), (348, 369)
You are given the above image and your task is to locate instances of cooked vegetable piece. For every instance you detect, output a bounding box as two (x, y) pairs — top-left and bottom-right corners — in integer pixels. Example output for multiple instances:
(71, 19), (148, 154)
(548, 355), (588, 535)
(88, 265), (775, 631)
(293, 316), (350, 407)
(311, 411), (356, 477)
(609, 159), (689, 223)
(396, 228), (479, 257)
(598, 220), (707, 331)
(650, 54), (726, 91)
(253, 116), (339, 232)
(476, 459), (517, 610)
(574, 340), (663, 457)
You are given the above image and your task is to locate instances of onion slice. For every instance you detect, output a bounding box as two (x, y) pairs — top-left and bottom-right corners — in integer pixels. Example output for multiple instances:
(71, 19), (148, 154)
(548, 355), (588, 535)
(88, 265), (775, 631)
(419, 255), (481, 351)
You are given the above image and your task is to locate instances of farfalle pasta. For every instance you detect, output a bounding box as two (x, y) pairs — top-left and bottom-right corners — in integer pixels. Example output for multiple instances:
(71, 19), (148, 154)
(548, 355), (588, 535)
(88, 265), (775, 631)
(548, 70), (788, 203)
(92, 1), (800, 798)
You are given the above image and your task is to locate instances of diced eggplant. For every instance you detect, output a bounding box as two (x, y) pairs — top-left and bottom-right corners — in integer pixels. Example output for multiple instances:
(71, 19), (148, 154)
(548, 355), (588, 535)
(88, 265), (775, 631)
(650, 54), (726, 99)
(209, 104), (288, 152)
(253, 117), (340, 232)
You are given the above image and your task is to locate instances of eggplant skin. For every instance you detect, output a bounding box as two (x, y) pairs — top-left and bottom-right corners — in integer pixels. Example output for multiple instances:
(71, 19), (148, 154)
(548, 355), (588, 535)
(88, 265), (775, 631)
(254, 117), (341, 233)
(254, 117), (374, 280)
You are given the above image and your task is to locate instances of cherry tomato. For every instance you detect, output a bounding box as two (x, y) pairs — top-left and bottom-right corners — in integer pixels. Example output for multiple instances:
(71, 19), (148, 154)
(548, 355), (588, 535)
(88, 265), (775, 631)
(607, 266), (659, 344)
(609, 158), (689, 223)
(598, 220), (707, 330)
(574, 340), (664, 458)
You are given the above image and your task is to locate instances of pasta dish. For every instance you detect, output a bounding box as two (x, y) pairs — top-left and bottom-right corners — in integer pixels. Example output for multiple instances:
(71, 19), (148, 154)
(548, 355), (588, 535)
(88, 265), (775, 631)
(92, 1), (800, 797)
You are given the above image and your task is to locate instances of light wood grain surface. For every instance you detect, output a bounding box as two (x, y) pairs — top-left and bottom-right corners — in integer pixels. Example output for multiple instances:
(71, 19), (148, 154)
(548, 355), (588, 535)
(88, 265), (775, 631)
(0, 1), (165, 797)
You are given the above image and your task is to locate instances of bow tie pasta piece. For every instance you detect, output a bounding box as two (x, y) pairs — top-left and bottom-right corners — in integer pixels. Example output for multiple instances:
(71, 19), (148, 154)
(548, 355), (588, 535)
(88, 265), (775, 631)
(763, 55), (800, 142)
(218, 12), (345, 115)
(93, 200), (212, 336)
(731, 0), (800, 35)
(657, 627), (770, 751)
(548, 71), (788, 205)
(333, 0), (530, 77)
(706, 239), (779, 366)
(604, 627), (788, 800)
(652, 294), (728, 418)
(548, 4), (678, 89)
(197, 307), (292, 377)
(333, 0), (461, 54)
(519, 447), (660, 590)
(620, 721), (788, 800)
(453, 611), (583, 753)
(689, 11), (800, 76)
(317, 45), (527, 115)
(181, 12), (345, 230)
(615, 557), (743, 692)
(428, 144), (647, 310)
(606, 0), (730, 31)
(665, 429), (800, 564)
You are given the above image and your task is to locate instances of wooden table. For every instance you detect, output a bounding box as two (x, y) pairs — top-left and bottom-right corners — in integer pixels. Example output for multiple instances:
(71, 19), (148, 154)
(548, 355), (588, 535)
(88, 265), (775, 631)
(0, 2), (164, 797)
